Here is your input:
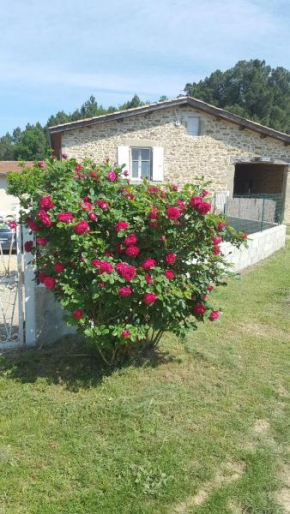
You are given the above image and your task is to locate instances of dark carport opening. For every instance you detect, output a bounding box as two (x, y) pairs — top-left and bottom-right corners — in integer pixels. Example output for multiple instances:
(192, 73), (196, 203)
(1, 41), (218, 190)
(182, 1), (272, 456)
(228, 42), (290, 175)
(226, 161), (287, 234)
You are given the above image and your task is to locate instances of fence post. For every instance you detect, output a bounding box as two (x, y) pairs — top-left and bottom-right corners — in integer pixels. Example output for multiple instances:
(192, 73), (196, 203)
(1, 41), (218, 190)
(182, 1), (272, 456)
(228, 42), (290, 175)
(23, 227), (36, 346)
(261, 197), (265, 232)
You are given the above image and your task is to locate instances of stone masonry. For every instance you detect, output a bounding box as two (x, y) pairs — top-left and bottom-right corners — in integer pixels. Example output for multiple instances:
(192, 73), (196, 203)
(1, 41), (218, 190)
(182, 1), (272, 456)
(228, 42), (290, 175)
(60, 106), (290, 222)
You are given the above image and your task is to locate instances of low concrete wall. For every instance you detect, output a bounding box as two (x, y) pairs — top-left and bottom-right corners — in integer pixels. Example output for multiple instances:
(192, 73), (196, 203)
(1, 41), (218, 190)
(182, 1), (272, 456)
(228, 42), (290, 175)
(34, 286), (76, 346)
(30, 224), (286, 346)
(222, 224), (286, 272)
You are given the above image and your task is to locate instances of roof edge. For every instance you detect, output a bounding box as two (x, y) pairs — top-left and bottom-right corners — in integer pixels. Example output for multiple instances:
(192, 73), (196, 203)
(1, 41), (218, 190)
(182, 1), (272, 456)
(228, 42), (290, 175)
(48, 96), (290, 145)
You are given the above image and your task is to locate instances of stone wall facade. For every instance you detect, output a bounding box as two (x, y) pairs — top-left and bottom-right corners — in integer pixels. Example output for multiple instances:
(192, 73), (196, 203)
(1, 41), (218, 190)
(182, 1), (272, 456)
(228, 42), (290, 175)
(60, 106), (290, 222)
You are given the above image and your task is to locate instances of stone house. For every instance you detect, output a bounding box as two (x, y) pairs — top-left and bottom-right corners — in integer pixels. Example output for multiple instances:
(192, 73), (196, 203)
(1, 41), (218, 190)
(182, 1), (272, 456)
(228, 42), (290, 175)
(0, 161), (33, 216)
(48, 96), (290, 222)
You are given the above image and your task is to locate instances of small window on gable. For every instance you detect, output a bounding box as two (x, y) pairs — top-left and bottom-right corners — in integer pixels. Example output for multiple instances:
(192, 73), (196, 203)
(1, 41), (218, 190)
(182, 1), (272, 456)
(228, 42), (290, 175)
(187, 116), (200, 136)
(131, 148), (152, 180)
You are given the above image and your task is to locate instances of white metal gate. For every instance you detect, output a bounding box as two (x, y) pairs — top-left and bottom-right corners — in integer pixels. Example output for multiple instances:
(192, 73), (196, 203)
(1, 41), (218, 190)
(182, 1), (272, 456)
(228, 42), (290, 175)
(0, 215), (24, 348)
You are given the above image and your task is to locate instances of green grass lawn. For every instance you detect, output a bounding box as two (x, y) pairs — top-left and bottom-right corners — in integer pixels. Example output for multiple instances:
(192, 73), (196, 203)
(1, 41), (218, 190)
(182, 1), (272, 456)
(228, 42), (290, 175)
(1, 242), (290, 514)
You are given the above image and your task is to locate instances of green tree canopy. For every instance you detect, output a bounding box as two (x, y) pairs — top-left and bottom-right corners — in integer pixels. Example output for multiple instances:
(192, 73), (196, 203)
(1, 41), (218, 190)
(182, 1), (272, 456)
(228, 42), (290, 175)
(184, 59), (290, 133)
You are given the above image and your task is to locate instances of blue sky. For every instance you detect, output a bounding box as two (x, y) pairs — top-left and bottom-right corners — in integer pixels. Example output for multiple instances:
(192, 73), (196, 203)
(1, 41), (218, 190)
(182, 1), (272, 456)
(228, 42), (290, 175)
(1, 0), (290, 135)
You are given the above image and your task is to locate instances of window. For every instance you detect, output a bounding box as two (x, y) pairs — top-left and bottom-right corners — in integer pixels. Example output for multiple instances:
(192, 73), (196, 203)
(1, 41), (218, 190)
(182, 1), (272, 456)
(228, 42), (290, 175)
(187, 116), (200, 136)
(131, 148), (152, 180)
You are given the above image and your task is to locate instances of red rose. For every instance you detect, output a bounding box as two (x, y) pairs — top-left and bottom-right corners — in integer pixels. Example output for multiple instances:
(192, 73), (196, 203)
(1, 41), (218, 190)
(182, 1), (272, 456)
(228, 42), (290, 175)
(38, 272), (48, 284)
(89, 212), (97, 221)
(114, 221), (128, 231)
(90, 171), (97, 178)
(96, 200), (109, 210)
(118, 286), (132, 297)
(160, 235), (166, 241)
(172, 184), (178, 191)
(213, 245), (220, 256)
(124, 233), (137, 246)
(98, 282), (104, 289)
(8, 221), (17, 229)
(166, 207), (181, 220)
(164, 270), (174, 280)
(54, 262), (64, 274)
(75, 164), (82, 171)
(193, 304), (206, 316)
(115, 263), (136, 281)
(141, 258), (156, 271)
(217, 221), (225, 231)
(149, 208), (158, 220)
(122, 329), (130, 338)
(241, 233), (247, 239)
(43, 276), (55, 289)
(201, 189), (208, 197)
(38, 196), (54, 210)
(143, 293), (157, 305)
(26, 217), (41, 232)
(107, 170), (117, 182)
(125, 246), (140, 258)
(104, 249), (113, 257)
(80, 200), (92, 212)
(24, 241), (33, 252)
(145, 274), (152, 285)
(37, 210), (51, 227)
(57, 212), (74, 224)
(175, 200), (185, 211)
(123, 170), (129, 177)
(73, 309), (83, 320)
(207, 285), (214, 292)
(198, 202), (211, 215)
(189, 196), (202, 208)
(212, 236), (222, 245)
(165, 253), (176, 265)
(99, 261), (113, 274)
(37, 161), (44, 168)
(115, 242), (126, 255)
(115, 262), (127, 275)
(36, 237), (47, 247)
(209, 310), (220, 322)
(61, 153), (68, 159)
(74, 220), (90, 234)
(148, 221), (158, 228)
(201, 294), (207, 300)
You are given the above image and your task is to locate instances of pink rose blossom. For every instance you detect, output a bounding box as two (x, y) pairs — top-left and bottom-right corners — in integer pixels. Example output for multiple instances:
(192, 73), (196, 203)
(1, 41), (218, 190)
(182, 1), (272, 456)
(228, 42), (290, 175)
(197, 202), (211, 215)
(36, 237), (48, 247)
(125, 246), (140, 258)
(122, 329), (130, 338)
(54, 262), (64, 274)
(118, 286), (132, 298)
(115, 263), (136, 281)
(115, 243), (126, 255)
(73, 309), (83, 320)
(213, 245), (220, 256)
(74, 220), (90, 234)
(201, 190), (208, 197)
(145, 274), (152, 285)
(166, 207), (181, 220)
(90, 171), (97, 178)
(38, 196), (54, 210)
(160, 235), (166, 242)
(37, 210), (51, 227)
(241, 233), (247, 240)
(189, 196), (203, 208)
(143, 293), (157, 305)
(165, 253), (176, 265)
(124, 233), (137, 246)
(217, 221), (225, 231)
(38, 272), (47, 284)
(172, 184), (178, 191)
(212, 236), (222, 245)
(37, 161), (44, 168)
(24, 241), (33, 252)
(57, 212), (74, 224)
(89, 212), (97, 221)
(141, 258), (156, 271)
(26, 217), (41, 232)
(107, 170), (117, 182)
(61, 153), (68, 159)
(123, 170), (129, 177)
(104, 250), (113, 257)
(114, 221), (128, 232)
(193, 304), (206, 316)
(175, 200), (185, 210)
(209, 310), (220, 322)
(80, 200), (92, 212)
(149, 208), (158, 220)
(164, 270), (174, 280)
(44, 276), (55, 290)
(75, 164), (82, 171)
(207, 285), (214, 292)
(98, 282), (104, 289)
(99, 261), (113, 274)
(96, 200), (109, 210)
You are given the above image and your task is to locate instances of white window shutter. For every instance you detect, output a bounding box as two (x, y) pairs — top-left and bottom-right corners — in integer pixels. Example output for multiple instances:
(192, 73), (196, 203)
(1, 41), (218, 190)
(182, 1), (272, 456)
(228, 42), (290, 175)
(117, 146), (130, 174)
(152, 147), (164, 182)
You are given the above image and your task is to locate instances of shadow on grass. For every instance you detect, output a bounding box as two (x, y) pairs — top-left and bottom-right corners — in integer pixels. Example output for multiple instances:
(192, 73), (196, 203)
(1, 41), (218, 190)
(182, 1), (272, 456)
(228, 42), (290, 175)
(0, 336), (179, 391)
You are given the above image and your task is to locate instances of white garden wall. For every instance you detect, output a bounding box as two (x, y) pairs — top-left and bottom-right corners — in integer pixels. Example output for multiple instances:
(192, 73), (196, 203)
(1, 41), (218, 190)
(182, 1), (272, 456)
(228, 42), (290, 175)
(25, 224), (287, 346)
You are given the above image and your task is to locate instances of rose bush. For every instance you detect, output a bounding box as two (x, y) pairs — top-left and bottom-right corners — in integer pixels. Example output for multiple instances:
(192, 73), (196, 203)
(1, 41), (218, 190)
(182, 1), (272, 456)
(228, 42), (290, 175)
(9, 157), (246, 363)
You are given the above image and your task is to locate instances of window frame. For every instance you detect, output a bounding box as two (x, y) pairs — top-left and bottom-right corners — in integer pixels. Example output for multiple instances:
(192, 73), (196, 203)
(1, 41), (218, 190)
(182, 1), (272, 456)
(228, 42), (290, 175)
(187, 115), (200, 136)
(130, 147), (153, 181)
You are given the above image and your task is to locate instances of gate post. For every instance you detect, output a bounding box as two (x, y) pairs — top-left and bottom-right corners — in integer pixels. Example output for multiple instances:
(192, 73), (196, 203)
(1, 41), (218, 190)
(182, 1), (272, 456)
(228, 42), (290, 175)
(23, 227), (36, 346)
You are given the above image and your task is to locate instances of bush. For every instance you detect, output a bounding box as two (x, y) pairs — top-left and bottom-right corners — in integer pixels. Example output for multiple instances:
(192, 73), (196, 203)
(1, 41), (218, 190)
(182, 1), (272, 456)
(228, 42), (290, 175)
(10, 157), (245, 363)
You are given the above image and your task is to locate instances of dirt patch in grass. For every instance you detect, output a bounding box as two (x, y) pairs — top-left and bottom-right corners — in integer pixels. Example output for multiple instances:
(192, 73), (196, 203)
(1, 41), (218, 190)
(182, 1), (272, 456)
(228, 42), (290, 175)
(174, 461), (246, 513)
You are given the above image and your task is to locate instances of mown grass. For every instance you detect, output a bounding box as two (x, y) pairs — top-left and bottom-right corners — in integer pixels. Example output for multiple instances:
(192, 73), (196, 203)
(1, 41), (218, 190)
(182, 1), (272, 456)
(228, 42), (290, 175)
(0, 240), (290, 513)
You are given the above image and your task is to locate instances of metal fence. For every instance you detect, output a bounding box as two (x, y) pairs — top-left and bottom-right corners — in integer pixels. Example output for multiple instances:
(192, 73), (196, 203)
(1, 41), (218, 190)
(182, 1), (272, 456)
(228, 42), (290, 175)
(224, 194), (284, 235)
